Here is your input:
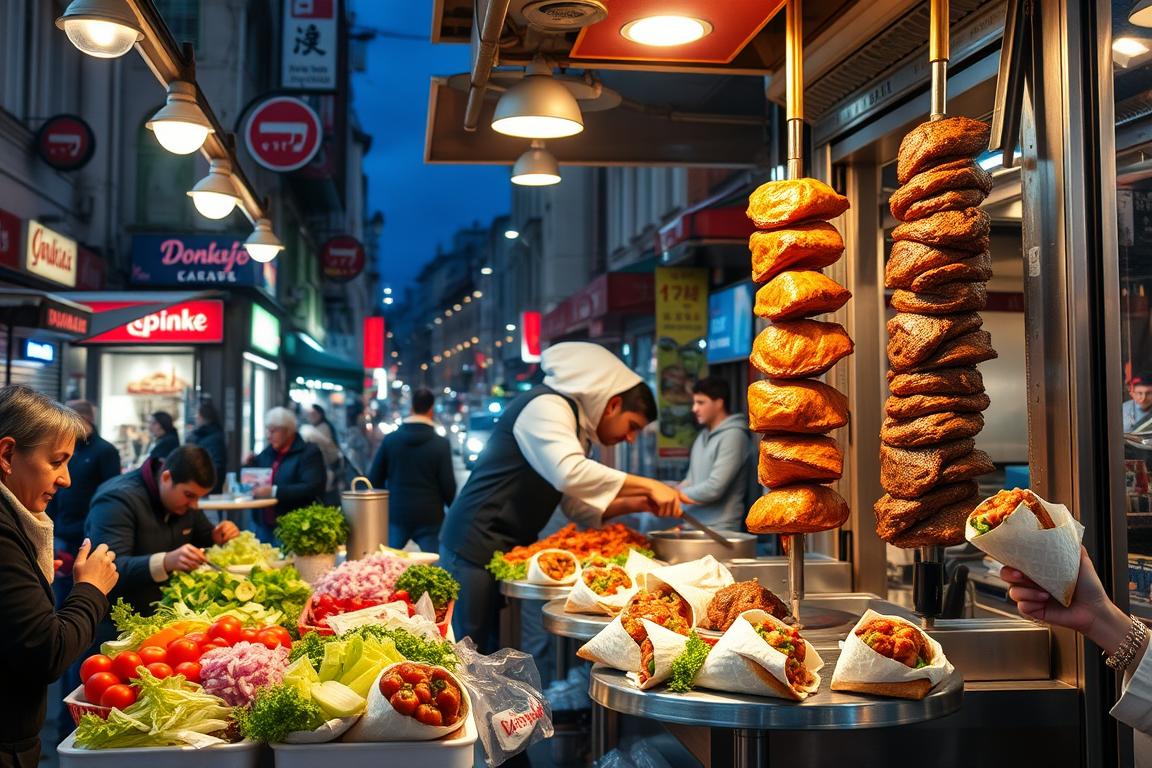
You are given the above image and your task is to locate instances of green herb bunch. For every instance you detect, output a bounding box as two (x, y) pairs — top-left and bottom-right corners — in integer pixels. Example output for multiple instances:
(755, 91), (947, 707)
(275, 503), (349, 556)
(234, 684), (324, 743)
(667, 631), (711, 693)
(394, 564), (460, 608)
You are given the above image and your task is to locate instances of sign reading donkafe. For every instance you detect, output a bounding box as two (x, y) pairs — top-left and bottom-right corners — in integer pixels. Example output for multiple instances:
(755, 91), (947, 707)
(282, 0), (338, 91)
(132, 234), (276, 293)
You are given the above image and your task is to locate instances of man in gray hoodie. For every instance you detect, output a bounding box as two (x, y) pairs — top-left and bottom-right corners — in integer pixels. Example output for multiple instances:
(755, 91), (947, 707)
(679, 376), (753, 531)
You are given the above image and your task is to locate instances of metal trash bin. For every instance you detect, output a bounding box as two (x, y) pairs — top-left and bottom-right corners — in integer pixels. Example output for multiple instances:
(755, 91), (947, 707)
(342, 476), (389, 560)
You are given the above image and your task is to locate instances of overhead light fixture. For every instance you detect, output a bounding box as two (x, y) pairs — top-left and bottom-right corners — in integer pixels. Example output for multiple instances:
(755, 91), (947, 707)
(244, 218), (284, 262)
(511, 140), (561, 186)
(504, 229), (520, 240)
(481, 266), (494, 275)
(1113, 36), (1150, 57)
(188, 158), (240, 219)
(146, 81), (214, 155)
(491, 57), (584, 139)
(1132, 0), (1152, 26)
(473, 290), (483, 298)
(56, 0), (142, 58)
(506, 323), (517, 331)
(621, 15), (712, 47)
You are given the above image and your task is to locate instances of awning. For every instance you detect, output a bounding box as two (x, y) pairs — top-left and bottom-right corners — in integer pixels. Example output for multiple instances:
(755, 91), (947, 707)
(66, 290), (225, 339)
(541, 273), (654, 342)
(656, 190), (756, 266)
(0, 288), (92, 338)
(283, 332), (364, 391)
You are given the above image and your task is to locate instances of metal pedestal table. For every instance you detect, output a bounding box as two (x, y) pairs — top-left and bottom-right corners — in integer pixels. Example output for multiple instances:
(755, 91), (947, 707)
(499, 581), (573, 679)
(198, 496), (277, 526)
(540, 599), (618, 754)
(588, 662), (963, 768)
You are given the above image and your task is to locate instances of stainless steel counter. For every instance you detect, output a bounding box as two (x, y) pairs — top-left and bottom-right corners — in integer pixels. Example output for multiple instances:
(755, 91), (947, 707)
(498, 580), (571, 601)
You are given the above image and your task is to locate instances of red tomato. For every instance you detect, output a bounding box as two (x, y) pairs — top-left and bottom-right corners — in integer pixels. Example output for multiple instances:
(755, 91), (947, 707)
(254, 629), (282, 650)
(207, 620), (241, 646)
(111, 652), (143, 683)
(398, 664), (428, 685)
(79, 655), (113, 683)
(145, 662), (173, 680)
(100, 684), (138, 710)
(138, 646), (167, 666)
(182, 632), (208, 649)
(392, 590), (410, 602)
(239, 628), (259, 644)
(265, 625), (293, 647)
(83, 672), (120, 705)
(166, 639), (201, 666)
(174, 661), (202, 684)
(379, 671), (404, 699)
(389, 687), (418, 716)
(316, 594), (336, 609)
(200, 640), (228, 653)
(415, 703), (443, 727)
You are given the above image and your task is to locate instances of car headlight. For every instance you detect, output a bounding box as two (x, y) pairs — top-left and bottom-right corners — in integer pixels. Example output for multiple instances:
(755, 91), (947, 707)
(466, 437), (485, 453)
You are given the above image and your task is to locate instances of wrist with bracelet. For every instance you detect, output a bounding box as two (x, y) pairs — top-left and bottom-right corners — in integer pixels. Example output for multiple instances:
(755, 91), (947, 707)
(1104, 615), (1149, 671)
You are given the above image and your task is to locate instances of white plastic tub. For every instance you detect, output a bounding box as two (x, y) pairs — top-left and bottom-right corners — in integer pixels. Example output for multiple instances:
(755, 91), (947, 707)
(57, 733), (261, 768)
(271, 712), (477, 768)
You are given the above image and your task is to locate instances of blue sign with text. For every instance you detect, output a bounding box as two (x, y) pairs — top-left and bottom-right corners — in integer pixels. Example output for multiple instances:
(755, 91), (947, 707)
(131, 234), (276, 292)
(707, 282), (754, 364)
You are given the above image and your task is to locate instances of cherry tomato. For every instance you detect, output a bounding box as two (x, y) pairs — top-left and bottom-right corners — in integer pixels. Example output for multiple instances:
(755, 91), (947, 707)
(166, 639), (201, 667)
(430, 667), (453, 683)
(398, 664), (427, 685)
(138, 646), (168, 666)
(239, 628), (259, 644)
(435, 686), (461, 722)
(265, 625), (293, 647)
(200, 640), (228, 654)
(182, 632), (208, 649)
(145, 662), (174, 680)
(255, 629), (282, 650)
(100, 684), (138, 710)
(79, 655), (113, 683)
(415, 703), (443, 727)
(316, 593), (336, 609)
(389, 687), (418, 716)
(413, 681), (433, 704)
(174, 661), (202, 684)
(391, 590), (410, 602)
(207, 620), (241, 646)
(83, 672), (120, 705)
(379, 671), (404, 699)
(111, 651), (143, 683)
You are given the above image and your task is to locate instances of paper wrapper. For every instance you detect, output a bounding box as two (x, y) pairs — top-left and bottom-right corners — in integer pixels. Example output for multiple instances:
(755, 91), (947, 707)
(829, 610), (954, 700)
(964, 492), (1083, 606)
(343, 663), (471, 742)
(577, 614), (642, 671)
(623, 549), (662, 578)
(282, 715), (360, 744)
(526, 548), (582, 586)
(626, 619), (691, 690)
(641, 556), (733, 629)
(564, 565), (638, 616)
(695, 610), (823, 700)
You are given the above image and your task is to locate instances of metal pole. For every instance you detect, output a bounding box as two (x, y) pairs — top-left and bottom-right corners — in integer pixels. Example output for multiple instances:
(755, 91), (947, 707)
(929, 0), (949, 120)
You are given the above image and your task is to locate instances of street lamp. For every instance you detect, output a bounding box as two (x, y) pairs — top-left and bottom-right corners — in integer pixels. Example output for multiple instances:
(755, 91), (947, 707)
(244, 218), (283, 262)
(491, 57), (584, 139)
(511, 141), (561, 186)
(188, 158), (240, 219)
(481, 266), (494, 276)
(146, 81), (214, 155)
(56, 0), (142, 59)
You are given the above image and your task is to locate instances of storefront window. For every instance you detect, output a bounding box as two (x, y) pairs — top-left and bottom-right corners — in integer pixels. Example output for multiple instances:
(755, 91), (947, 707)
(243, 357), (276, 456)
(99, 350), (196, 470)
(136, 120), (196, 228)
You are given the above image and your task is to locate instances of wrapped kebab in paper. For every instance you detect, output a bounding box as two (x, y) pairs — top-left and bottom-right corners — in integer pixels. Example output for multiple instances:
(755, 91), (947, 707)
(525, 548), (582, 586)
(830, 610), (953, 700)
(964, 488), (1083, 606)
(577, 582), (703, 672)
(629, 619), (692, 690)
(695, 609), (822, 700)
(641, 554), (735, 594)
(564, 549), (660, 615)
(343, 662), (471, 742)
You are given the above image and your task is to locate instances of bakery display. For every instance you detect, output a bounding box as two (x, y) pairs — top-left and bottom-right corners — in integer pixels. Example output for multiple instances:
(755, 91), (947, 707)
(876, 115), (997, 547)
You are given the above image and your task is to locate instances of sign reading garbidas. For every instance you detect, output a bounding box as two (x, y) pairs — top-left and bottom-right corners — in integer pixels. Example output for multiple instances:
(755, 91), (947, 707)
(281, 0), (338, 91)
(131, 234), (274, 289)
(26, 220), (77, 287)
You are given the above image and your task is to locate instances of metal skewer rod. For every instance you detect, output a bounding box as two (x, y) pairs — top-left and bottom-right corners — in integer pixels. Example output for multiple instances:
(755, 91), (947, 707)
(929, 0), (949, 120)
(784, 0), (805, 626)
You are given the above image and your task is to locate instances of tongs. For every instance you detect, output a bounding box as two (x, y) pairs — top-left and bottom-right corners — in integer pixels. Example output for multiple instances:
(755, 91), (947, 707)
(680, 510), (733, 548)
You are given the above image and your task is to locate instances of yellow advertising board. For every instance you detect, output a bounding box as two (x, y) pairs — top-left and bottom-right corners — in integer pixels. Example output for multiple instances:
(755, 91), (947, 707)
(655, 267), (709, 458)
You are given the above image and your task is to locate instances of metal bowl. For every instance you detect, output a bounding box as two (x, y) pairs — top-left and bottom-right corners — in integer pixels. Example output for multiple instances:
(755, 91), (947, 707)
(648, 529), (757, 563)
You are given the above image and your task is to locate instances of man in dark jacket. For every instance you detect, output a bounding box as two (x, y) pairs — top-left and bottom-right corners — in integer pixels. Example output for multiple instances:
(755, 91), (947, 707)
(369, 388), (456, 553)
(246, 407), (327, 542)
(186, 400), (226, 493)
(85, 445), (239, 616)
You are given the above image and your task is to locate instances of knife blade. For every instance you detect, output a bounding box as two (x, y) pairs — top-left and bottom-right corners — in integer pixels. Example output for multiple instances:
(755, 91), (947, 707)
(679, 510), (733, 548)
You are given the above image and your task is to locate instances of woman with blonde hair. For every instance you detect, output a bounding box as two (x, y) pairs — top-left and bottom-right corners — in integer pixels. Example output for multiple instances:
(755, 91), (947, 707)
(0, 386), (119, 767)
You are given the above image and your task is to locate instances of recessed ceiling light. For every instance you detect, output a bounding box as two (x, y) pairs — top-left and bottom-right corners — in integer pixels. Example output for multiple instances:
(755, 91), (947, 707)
(621, 16), (712, 47)
(1131, 0), (1152, 27)
(1113, 37), (1150, 57)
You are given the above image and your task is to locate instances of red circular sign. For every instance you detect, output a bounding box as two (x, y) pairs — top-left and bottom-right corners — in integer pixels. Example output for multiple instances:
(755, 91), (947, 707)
(321, 236), (366, 282)
(243, 97), (322, 172)
(36, 115), (95, 171)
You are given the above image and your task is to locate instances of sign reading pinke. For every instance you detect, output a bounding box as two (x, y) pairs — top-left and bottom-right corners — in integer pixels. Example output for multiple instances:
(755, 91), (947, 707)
(321, 236), (365, 281)
(84, 300), (225, 344)
(244, 96), (323, 172)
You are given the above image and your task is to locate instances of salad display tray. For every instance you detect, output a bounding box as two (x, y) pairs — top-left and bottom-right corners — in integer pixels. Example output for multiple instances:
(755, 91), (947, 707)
(270, 712), (478, 768)
(58, 734), (261, 768)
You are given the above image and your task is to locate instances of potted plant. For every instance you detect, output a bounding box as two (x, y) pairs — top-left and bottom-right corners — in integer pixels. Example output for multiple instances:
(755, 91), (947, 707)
(275, 503), (349, 584)
(392, 564), (461, 636)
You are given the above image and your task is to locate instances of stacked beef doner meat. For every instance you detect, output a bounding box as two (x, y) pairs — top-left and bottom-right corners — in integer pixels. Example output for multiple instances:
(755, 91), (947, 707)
(876, 116), (998, 548)
(744, 179), (853, 534)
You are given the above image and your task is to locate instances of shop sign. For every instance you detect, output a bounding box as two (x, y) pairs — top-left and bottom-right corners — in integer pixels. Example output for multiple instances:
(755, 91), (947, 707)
(84, 300), (225, 344)
(281, 0), (338, 91)
(655, 268), (708, 460)
(363, 316), (384, 369)
(250, 304), (281, 357)
(244, 96), (323, 172)
(520, 311), (541, 363)
(131, 234), (272, 289)
(22, 339), (55, 363)
(321, 235), (365, 281)
(35, 115), (96, 171)
(0, 208), (20, 270)
(26, 220), (77, 287)
(706, 282), (754, 364)
(40, 302), (89, 335)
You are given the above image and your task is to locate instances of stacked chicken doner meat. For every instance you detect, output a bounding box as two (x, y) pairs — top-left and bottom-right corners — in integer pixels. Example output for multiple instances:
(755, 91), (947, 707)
(743, 179), (854, 535)
(875, 116), (998, 547)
